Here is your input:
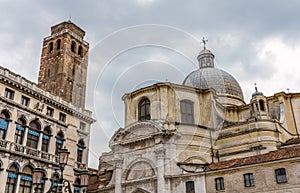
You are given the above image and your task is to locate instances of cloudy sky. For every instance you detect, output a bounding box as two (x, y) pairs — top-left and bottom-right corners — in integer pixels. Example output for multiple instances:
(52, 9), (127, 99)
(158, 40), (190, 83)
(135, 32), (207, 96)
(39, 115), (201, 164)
(1, 0), (300, 168)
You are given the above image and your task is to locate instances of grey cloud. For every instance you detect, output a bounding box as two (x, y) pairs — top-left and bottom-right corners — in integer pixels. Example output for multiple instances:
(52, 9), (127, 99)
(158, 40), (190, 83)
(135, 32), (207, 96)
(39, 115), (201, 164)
(1, 0), (300, 168)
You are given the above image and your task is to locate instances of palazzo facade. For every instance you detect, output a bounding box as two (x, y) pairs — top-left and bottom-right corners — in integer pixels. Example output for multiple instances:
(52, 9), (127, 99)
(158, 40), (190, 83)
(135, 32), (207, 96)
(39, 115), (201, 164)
(0, 21), (95, 193)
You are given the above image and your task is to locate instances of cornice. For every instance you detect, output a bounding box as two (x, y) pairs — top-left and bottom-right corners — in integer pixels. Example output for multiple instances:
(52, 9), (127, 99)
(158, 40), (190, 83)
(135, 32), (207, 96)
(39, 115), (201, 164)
(0, 97), (67, 127)
(0, 67), (95, 124)
(44, 28), (89, 46)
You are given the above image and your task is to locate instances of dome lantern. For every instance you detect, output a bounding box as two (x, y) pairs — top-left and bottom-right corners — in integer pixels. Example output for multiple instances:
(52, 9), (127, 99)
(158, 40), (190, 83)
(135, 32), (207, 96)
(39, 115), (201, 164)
(197, 37), (215, 68)
(183, 43), (245, 106)
(197, 49), (215, 68)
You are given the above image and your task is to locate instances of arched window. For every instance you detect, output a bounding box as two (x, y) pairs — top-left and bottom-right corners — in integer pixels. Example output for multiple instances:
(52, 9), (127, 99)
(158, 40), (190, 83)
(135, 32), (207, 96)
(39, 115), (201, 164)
(259, 99), (265, 111)
(5, 163), (19, 193)
(42, 126), (51, 152)
(55, 131), (64, 155)
(14, 117), (26, 144)
(138, 98), (151, 121)
(29, 121), (41, 130)
(56, 39), (61, 50)
(77, 139), (85, 163)
(26, 121), (41, 149)
(78, 45), (83, 57)
(19, 165), (33, 193)
(48, 42), (53, 53)
(180, 100), (194, 124)
(71, 41), (76, 53)
(0, 110), (10, 140)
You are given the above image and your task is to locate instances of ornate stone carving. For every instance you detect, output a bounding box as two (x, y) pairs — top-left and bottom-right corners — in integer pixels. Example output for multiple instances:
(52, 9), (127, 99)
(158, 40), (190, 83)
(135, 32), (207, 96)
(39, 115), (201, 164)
(34, 101), (44, 112)
(126, 161), (155, 180)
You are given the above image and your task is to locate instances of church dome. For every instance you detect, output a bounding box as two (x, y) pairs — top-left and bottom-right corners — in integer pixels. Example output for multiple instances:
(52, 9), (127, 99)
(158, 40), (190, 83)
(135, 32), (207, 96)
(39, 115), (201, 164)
(183, 47), (244, 106)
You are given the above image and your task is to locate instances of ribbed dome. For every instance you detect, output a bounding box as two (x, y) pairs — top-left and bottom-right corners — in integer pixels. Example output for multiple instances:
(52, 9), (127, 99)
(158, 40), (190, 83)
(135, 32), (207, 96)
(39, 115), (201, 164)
(183, 68), (244, 100)
(183, 48), (244, 105)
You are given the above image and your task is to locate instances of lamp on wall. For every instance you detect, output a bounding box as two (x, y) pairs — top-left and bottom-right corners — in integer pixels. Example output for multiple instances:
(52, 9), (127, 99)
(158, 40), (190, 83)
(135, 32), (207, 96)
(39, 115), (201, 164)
(33, 147), (72, 193)
(79, 169), (89, 193)
(32, 167), (45, 193)
(33, 147), (89, 193)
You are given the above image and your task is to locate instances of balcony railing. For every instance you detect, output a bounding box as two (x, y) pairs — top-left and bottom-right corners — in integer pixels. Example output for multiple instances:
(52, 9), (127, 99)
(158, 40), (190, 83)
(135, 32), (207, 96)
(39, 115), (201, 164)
(0, 139), (58, 163)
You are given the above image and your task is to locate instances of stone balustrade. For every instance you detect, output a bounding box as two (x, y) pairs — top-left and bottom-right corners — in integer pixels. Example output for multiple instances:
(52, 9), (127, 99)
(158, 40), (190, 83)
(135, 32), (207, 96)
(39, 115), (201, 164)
(0, 139), (58, 164)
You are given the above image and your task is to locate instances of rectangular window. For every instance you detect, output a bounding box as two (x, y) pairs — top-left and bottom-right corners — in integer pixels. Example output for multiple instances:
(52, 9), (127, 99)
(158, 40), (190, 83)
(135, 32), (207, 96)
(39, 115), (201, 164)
(26, 133), (39, 149)
(244, 173), (255, 187)
(275, 168), (288, 184)
(215, 177), (225, 191)
(80, 122), (86, 130)
(279, 103), (285, 123)
(46, 107), (54, 117)
(41, 136), (50, 152)
(19, 175), (32, 193)
(4, 88), (14, 100)
(180, 100), (194, 124)
(14, 126), (24, 144)
(21, 96), (30, 106)
(59, 113), (66, 122)
(186, 181), (195, 193)
(0, 129), (6, 140)
(5, 173), (17, 193)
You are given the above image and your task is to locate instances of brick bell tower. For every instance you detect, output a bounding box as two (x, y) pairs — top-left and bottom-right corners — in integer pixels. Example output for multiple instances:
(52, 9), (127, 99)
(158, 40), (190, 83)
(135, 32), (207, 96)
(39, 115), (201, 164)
(38, 21), (89, 108)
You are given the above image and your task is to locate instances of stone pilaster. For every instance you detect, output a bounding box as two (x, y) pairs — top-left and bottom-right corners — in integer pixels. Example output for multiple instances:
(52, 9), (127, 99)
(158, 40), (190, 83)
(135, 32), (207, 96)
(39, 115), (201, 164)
(22, 127), (28, 146)
(113, 158), (123, 193)
(37, 134), (43, 150)
(155, 147), (166, 193)
(0, 157), (9, 193)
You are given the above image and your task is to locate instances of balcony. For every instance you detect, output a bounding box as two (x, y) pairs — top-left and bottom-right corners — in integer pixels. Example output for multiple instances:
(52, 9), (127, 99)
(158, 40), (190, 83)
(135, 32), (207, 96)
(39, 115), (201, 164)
(0, 139), (58, 164)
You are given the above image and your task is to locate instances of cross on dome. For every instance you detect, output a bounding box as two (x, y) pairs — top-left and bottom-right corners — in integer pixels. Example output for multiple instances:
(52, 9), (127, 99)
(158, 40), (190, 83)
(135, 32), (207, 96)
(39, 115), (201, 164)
(201, 37), (208, 50)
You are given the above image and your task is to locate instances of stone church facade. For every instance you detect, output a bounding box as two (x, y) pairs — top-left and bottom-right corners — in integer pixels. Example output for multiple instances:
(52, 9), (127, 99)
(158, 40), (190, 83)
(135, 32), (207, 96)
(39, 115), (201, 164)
(90, 47), (300, 193)
(0, 21), (95, 192)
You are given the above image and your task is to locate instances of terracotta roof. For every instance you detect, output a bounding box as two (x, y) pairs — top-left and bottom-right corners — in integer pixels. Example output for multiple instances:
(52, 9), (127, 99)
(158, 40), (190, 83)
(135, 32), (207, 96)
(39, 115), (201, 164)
(209, 143), (300, 171)
(87, 181), (101, 191)
(284, 137), (300, 145)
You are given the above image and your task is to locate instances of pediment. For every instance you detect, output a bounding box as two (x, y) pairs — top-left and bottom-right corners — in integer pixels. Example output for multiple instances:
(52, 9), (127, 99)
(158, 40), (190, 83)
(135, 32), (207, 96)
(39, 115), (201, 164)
(109, 121), (163, 147)
(124, 127), (157, 140)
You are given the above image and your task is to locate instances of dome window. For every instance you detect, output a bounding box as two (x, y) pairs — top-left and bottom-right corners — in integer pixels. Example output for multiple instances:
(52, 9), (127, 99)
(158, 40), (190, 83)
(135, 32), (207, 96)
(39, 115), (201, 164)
(259, 99), (265, 111)
(138, 98), (151, 121)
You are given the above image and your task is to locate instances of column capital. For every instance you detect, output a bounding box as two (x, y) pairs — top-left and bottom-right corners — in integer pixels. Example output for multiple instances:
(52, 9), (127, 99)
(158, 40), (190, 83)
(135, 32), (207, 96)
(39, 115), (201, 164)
(112, 158), (123, 168)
